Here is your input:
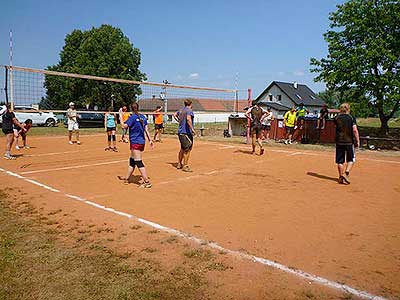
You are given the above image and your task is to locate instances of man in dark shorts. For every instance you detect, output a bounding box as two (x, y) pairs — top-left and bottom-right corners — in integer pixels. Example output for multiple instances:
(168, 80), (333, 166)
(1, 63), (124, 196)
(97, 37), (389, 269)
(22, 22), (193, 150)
(174, 99), (196, 172)
(334, 103), (360, 184)
(1, 104), (26, 160)
(153, 105), (164, 142)
(245, 103), (266, 155)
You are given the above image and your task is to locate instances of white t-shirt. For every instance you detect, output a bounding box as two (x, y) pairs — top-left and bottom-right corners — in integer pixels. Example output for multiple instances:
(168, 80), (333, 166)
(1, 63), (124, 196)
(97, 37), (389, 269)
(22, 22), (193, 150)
(67, 108), (77, 125)
(261, 111), (274, 126)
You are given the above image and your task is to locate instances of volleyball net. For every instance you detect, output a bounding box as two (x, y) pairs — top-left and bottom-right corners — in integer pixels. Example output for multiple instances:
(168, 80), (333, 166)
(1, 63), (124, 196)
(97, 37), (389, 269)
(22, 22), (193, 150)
(2, 66), (246, 122)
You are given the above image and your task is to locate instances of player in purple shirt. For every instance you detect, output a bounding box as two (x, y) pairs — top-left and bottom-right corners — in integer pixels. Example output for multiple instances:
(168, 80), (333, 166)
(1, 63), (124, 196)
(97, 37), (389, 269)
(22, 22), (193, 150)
(173, 99), (196, 172)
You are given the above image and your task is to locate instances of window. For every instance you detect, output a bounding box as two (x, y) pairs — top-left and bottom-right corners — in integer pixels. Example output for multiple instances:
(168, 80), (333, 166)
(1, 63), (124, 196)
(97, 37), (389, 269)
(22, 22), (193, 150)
(277, 95), (282, 101)
(268, 94), (273, 101)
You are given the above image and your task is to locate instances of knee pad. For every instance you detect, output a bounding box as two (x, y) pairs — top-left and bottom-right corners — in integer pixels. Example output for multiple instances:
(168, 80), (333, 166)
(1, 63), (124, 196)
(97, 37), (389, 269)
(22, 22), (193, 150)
(108, 135), (112, 142)
(129, 157), (136, 167)
(135, 160), (144, 168)
(112, 135), (116, 141)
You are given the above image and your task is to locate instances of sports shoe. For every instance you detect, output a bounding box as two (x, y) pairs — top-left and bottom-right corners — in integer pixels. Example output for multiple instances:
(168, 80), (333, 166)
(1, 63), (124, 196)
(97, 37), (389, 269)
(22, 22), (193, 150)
(112, 147), (118, 152)
(176, 163), (183, 169)
(105, 147), (111, 151)
(260, 148), (264, 155)
(182, 165), (193, 173)
(77, 141), (81, 145)
(24, 146), (30, 149)
(3, 154), (16, 160)
(284, 140), (288, 145)
(69, 141), (73, 145)
(15, 145), (21, 150)
(138, 181), (152, 188)
(342, 173), (351, 184)
(338, 176), (344, 184)
(288, 141), (293, 144)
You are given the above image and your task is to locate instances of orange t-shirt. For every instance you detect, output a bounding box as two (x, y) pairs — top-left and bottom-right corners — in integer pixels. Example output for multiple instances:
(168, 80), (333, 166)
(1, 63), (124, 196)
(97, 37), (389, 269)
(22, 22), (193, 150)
(154, 112), (163, 125)
(122, 112), (130, 122)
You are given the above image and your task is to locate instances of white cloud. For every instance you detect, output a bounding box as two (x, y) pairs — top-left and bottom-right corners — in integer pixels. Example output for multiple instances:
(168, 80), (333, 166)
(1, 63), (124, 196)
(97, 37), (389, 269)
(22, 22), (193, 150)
(189, 73), (199, 79)
(293, 70), (305, 76)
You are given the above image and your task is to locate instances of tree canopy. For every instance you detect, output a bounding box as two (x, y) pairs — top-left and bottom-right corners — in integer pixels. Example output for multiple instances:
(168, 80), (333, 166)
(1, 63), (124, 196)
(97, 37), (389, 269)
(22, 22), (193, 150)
(42, 25), (146, 110)
(310, 0), (400, 134)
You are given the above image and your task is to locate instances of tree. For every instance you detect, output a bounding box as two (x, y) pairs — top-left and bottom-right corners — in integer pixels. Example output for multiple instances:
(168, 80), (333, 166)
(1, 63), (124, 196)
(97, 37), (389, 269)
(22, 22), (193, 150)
(310, 0), (400, 134)
(318, 88), (375, 118)
(42, 25), (146, 110)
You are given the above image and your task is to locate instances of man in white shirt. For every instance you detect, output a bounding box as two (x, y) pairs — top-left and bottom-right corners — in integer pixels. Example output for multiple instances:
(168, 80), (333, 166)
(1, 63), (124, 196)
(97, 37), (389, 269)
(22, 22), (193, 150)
(67, 102), (80, 145)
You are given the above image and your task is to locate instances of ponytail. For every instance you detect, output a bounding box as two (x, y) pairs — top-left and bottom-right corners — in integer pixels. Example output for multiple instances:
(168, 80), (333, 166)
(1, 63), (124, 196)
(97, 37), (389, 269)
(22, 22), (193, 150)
(131, 102), (144, 127)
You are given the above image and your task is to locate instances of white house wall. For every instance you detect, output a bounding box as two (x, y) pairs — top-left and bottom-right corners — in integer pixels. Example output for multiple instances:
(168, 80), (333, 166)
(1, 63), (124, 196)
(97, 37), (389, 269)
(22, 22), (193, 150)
(259, 85), (295, 108)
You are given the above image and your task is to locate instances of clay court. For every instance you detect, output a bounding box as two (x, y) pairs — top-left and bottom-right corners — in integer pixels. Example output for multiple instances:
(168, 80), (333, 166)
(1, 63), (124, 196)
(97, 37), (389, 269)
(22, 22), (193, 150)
(1, 134), (399, 299)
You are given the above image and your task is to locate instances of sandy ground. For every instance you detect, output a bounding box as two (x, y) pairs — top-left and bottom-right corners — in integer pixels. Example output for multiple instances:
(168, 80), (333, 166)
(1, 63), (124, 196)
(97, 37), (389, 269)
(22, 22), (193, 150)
(1, 134), (399, 300)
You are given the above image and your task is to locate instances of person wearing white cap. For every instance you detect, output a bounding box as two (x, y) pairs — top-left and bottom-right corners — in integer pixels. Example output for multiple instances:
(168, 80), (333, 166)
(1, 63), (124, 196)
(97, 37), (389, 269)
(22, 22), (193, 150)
(67, 102), (80, 145)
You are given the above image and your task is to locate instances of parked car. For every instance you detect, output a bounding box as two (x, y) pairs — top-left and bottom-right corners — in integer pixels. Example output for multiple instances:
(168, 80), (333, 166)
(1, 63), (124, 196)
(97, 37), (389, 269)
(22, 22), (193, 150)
(63, 112), (105, 128)
(14, 106), (58, 127)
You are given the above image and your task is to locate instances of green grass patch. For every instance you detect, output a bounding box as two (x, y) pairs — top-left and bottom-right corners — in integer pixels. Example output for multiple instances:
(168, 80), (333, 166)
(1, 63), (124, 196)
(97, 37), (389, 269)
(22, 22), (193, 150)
(0, 189), (209, 300)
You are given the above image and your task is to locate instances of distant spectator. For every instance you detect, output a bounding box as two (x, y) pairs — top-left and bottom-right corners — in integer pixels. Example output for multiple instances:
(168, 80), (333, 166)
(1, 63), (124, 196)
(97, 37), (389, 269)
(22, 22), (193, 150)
(318, 104), (329, 130)
(261, 107), (274, 142)
(283, 106), (297, 144)
(334, 103), (360, 185)
(104, 107), (118, 151)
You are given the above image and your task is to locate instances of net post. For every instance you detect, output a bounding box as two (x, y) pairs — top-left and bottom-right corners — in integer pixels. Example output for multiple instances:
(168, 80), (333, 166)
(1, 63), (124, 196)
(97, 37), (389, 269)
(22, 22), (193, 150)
(246, 88), (252, 144)
(4, 66), (9, 106)
(235, 90), (239, 113)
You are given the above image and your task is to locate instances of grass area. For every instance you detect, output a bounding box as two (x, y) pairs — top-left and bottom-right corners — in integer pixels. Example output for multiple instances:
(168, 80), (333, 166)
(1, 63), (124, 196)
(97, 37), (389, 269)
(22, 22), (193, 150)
(357, 117), (400, 128)
(0, 188), (218, 300)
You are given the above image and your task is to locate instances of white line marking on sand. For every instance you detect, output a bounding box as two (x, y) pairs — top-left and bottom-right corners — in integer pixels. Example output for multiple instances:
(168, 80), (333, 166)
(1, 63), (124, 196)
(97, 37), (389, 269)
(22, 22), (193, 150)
(21, 160), (126, 174)
(0, 166), (388, 300)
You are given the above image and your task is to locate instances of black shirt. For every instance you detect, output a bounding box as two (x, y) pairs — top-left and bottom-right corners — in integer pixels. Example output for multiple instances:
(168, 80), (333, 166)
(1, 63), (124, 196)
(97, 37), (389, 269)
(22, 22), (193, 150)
(334, 114), (356, 145)
(320, 107), (329, 119)
(2, 112), (15, 131)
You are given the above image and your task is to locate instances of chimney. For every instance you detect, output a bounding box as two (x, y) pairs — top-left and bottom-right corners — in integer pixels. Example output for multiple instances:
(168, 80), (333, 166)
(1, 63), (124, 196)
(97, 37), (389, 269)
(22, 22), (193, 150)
(293, 81), (298, 89)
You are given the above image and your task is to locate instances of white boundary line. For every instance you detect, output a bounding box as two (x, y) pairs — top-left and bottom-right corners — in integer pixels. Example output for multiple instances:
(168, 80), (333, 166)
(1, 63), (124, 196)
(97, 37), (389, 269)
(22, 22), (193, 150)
(0, 166), (388, 300)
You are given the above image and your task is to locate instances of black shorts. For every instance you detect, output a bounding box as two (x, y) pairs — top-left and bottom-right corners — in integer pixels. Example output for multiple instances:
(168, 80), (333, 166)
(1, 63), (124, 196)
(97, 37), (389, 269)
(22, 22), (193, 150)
(251, 124), (262, 136)
(285, 126), (294, 134)
(336, 144), (355, 164)
(106, 127), (116, 132)
(155, 123), (163, 130)
(262, 124), (271, 131)
(178, 134), (193, 151)
(2, 128), (13, 135)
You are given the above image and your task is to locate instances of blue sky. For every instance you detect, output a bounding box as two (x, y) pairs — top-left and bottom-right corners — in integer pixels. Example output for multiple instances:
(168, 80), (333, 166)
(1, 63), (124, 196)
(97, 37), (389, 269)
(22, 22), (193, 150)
(1, 0), (344, 100)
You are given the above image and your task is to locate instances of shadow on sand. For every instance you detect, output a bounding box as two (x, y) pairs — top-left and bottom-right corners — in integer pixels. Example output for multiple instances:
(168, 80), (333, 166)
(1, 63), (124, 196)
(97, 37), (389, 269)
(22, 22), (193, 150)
(306, 172), (338, 183)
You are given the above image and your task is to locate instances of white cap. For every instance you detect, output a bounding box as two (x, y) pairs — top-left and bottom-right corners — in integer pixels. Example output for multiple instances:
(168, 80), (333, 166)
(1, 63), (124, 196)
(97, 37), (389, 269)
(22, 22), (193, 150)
(69, 102), (75, 107)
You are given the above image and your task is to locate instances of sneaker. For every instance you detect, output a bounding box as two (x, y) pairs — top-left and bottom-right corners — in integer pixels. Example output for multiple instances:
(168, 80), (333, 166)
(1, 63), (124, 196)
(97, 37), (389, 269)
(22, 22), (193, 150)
(284, 140), (288, 145)
(182, 165), (193, 173)
(3, 154), (16, 160)
(77, 141), (81, 145)
(338, 176), (344, 184)
(24, 146), (30, 149)
(105, 147), (111, 151)
(138, 181), (152, 188)
(260, 148), (264, 155)
(288, 141), (293, 144)
(342, 173), (351, 184)
(69, 141), (73, 145)
(176, 163), (183, 169)
(112, 147), (118, 152)
(15, 145), (21, 150)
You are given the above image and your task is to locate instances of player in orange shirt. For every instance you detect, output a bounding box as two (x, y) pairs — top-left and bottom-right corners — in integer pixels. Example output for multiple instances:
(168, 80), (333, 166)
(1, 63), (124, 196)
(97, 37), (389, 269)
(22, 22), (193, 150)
(153, 106), (164, 142)
(119, 106), (131, 143)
